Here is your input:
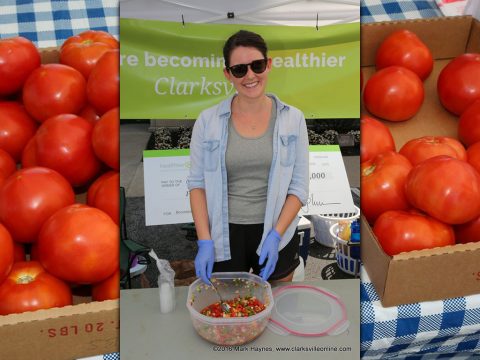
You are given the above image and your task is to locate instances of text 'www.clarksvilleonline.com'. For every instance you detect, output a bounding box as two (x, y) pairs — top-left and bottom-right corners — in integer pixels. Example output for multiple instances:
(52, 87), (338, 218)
(212, 345), (352, 352)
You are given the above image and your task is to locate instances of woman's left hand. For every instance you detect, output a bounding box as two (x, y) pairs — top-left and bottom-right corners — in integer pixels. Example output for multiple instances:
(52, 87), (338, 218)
(259, 229), (281, 281)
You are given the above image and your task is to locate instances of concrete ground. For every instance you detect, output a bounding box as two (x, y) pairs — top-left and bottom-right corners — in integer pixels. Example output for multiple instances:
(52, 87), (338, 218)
(120, 122), (360, 287)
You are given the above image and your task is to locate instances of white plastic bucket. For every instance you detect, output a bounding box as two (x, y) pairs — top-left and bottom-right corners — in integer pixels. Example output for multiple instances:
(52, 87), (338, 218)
(310, 205), (360, 247)
(329, 223), (361, 277)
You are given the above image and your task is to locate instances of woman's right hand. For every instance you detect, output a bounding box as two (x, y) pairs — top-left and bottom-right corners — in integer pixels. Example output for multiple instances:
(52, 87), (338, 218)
(259, 229), (281, 281)
(194, 239), (214, 285)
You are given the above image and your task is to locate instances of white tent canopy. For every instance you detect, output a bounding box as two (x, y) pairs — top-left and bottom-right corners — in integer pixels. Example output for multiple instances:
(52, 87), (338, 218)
(120, 0), (360, 27)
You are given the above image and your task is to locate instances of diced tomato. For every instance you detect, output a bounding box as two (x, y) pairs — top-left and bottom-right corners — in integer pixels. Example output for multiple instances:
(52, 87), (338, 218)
(200, 296), (266, 318)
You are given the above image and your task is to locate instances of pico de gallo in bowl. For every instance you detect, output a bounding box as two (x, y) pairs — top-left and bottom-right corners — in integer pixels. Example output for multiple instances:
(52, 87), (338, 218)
(186, 272), (273, 345)
(200, 295), (266, 318)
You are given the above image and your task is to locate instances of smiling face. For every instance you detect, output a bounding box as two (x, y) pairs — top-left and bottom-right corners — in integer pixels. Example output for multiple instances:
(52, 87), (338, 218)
(224, 46), (271, 101)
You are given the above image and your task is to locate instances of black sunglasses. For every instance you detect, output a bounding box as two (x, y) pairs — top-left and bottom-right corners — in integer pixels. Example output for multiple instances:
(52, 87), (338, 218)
(226, 59), (268, 78)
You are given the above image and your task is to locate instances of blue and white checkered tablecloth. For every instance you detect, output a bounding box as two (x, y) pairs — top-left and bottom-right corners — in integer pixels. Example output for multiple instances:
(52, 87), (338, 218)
(102, 353), (119, 360)
(0, 0), (118, 48)
(78, 353), (119, 360)
(361, 0), (443, 23)
(361, 266), (480, 359)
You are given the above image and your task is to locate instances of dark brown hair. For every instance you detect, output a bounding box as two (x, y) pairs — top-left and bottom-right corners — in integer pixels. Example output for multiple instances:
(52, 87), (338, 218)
(223, 30), (267, 68)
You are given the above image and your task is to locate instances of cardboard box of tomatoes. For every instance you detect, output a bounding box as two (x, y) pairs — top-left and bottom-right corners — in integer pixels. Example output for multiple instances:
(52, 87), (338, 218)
(0, 42), (119, 359)
(360, 16), (480, 307)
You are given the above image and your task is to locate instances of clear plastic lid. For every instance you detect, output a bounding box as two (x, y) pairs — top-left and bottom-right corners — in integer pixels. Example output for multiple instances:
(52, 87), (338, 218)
(267, 284), (349, 337)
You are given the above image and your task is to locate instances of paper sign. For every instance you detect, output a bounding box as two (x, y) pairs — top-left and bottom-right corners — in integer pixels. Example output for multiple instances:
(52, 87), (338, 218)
(143, 149), (193, 225)
(144, 145), (356, 225)
(299, 145), (356, 216)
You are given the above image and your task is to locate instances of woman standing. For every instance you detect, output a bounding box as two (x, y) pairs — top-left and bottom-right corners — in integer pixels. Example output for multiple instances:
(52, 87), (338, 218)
(187, 30), (309, 284)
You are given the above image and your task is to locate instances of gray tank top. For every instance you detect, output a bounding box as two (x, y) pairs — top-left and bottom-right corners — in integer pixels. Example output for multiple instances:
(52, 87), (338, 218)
(226, 99), (276, 224)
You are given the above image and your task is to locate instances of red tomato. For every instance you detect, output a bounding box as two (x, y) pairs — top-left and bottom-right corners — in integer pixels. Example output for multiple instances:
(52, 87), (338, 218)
(0, 37), (41, 96)
(406, 156), (480, 224)
(375, 30), (433, 80)
(364, 66), (424, 122)
(87, 49), (119, 115)
(466, 141), (480, 175)
(79, 104), (100, 124)
(458, 99), (480, 147)
(21, 137), (38, 168)
(87, 50), (120, 115)
(60, 30), (119, 79)
(399, 136), (467, 166)
(0, 167), (75, 243)
(0, 223), (14, 284)
(13, 242), (26, 262)
(87, 171), (117, 205)
(361, 151), (413, 224)
(437, 53), (480, 116)
(92, 270), (120, 301)
(92, 107), (119, 170)
(360, 115), (396, 162)
(38, 204), (118, 284)
(22, 64), (87, 122)
(89, 172), (119, 224)
(454, 215), (480, 244)
(34, 114), (101, 187)
(0, 101), (38, 162)
(0, 149), (16, 188)
(0, 261), (72, 315)
(373, 210), (455, 256)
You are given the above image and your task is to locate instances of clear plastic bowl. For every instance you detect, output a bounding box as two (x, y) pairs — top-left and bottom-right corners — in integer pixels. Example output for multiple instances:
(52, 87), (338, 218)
(186, 272), (273, 345)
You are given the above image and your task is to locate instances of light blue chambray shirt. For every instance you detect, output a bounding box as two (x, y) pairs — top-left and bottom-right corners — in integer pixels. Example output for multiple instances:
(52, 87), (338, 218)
(187, 94), (309, 262)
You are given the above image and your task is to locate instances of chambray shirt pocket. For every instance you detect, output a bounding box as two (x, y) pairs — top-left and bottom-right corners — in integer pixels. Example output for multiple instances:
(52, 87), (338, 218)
(279, 134), (297, 167)
(203, 139), (220, 172)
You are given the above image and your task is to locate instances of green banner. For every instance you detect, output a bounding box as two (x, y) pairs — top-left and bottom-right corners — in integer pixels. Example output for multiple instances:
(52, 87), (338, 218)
(120, 18), (360, 120)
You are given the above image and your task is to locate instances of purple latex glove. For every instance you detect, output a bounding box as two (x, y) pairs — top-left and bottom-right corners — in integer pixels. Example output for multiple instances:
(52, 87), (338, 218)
(194, 240), (214, 285)
(259, 229), (281, 281)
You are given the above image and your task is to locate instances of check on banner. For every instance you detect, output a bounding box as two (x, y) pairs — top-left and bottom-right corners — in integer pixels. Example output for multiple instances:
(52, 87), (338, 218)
(144, 145), (355, 225)
(299, 145), (356, 216)
(143, 149), (192, 225)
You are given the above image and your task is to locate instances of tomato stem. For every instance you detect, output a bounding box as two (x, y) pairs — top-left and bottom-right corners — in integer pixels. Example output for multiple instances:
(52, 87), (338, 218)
(17, 275), (34, 284)
(363, 164), (376, 177)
